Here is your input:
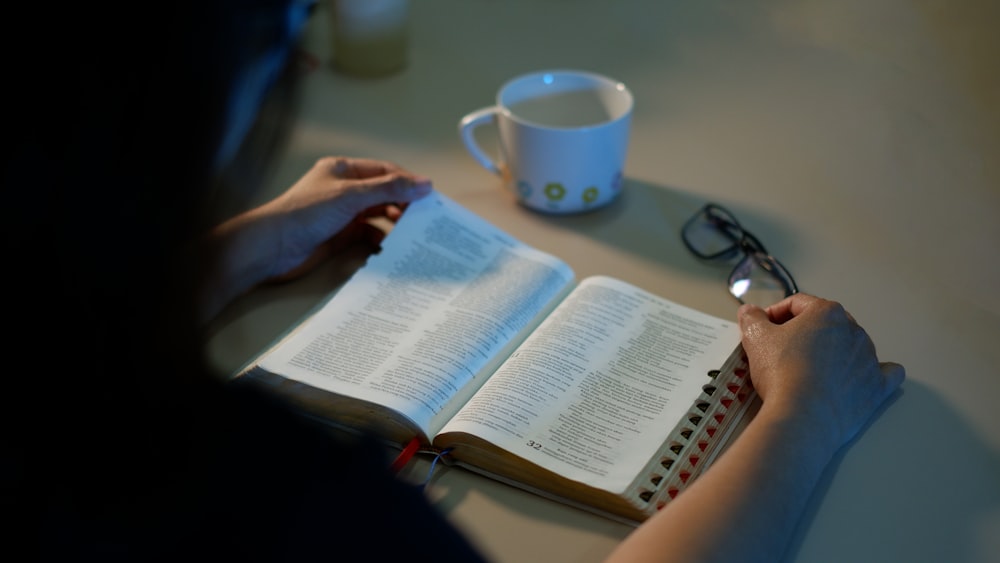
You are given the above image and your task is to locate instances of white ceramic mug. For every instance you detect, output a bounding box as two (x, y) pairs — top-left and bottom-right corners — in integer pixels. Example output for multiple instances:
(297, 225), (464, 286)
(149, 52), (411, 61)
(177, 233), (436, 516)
(459, 69), (633, 214)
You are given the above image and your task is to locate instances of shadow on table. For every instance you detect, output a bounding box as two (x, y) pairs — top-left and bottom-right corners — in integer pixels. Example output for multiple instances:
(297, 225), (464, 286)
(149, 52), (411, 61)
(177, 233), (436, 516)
(784, 379), (999, 563)
(509, 176), (804, 287)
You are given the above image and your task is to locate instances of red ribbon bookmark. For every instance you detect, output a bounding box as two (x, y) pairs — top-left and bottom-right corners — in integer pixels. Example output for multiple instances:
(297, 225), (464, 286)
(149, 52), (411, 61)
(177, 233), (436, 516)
(390, 437), (421, 473)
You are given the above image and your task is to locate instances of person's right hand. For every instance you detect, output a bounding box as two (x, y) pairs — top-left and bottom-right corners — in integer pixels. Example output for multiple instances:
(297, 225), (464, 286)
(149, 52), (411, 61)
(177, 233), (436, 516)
(737, 293), (905, 453)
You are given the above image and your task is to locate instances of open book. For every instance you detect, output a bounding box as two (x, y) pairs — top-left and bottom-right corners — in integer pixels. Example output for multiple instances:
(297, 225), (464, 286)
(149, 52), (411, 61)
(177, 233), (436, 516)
(235, 192), (758, 525)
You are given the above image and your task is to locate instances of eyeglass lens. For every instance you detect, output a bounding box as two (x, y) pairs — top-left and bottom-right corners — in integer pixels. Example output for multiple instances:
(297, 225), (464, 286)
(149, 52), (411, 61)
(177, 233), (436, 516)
(682, 205), (745, 259)
(728, 252), (797, 307)
(683, 203), (798, 306)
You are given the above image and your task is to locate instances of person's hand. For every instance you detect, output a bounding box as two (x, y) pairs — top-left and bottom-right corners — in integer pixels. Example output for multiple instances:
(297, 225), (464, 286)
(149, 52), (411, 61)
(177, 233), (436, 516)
(260, 156), (433, 281)
(737, 293), (905, 453)
(609, 294), (904, 563)
(202, 156), (432, 321)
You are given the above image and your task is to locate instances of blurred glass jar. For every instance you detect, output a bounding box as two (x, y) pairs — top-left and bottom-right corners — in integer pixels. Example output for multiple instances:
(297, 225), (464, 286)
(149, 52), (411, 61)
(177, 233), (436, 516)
(330, 0), (410, 77)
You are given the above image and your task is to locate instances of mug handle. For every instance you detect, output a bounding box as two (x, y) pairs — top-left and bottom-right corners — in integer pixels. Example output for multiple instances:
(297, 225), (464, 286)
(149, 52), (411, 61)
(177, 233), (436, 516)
(458, 107), (501, 176)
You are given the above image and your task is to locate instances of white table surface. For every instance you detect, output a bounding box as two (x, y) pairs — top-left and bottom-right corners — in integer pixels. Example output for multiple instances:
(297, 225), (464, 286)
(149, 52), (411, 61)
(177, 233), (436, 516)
(206, 1), (1000, 561)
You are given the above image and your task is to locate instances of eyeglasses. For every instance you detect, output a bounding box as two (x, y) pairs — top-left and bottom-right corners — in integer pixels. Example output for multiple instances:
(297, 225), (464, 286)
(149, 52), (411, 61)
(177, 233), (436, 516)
(681, 203), (798, 306)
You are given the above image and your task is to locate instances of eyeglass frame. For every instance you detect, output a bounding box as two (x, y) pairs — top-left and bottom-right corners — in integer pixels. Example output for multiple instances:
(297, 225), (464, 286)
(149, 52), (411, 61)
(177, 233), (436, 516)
(680, 203), (799, 304)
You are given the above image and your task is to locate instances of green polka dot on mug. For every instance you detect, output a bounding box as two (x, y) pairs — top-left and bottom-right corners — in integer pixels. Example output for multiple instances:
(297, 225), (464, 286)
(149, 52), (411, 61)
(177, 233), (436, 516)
(544, 183), (566, 202)
(459, 69), (633, 214)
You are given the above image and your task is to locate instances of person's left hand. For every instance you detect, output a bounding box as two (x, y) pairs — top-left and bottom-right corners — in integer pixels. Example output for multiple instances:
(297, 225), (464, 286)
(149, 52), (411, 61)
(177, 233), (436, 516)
(261, 156), (433, 281)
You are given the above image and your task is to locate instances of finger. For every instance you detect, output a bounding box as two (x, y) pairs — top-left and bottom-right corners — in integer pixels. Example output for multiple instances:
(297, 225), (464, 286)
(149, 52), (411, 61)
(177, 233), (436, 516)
(327, 220), (387, 251)
(275, 221), (387, 283)
(361, 221), (389, 248)
(332, 157), (431, 186)
(879, 361), (906, 395)
(765, 292), (822, 324)
(328, 156), (394, 179)
(737, 303), (771, 343)
(347, 201), (408, 224)
(342, 175), (433, 212)
(352, 203), (396, 220)
(384, 203), (405, 222)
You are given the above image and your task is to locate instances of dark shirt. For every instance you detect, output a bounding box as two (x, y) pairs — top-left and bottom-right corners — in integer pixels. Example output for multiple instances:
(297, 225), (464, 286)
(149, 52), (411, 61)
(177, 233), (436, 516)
(14, 372), (486, 562)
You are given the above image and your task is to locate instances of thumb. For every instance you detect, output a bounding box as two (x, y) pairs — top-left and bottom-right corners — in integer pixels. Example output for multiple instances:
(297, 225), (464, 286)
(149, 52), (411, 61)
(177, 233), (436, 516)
(736, 304), (775, 357)
(738, 303), (770, 339)
(879, 361), (907, 397)
(736, 304), (780, 391)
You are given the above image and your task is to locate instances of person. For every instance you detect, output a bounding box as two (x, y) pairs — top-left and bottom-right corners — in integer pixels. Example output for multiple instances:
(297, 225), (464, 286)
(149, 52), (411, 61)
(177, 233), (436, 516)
(3, 1), (904, 561)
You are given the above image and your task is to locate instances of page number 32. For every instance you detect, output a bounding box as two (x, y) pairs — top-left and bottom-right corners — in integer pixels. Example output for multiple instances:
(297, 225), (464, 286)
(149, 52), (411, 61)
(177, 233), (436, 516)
(526, 440), (543, 450)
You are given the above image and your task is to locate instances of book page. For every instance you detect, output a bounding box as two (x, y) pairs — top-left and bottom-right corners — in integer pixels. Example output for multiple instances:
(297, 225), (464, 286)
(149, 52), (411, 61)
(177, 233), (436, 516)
(439, 276), (739, 493)
(255, 192), (575, 438)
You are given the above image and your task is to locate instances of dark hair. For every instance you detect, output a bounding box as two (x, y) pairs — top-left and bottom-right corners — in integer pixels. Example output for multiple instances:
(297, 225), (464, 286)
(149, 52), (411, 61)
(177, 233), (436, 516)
(2, 0), (303, 555)
(4, 5), (493, 560)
